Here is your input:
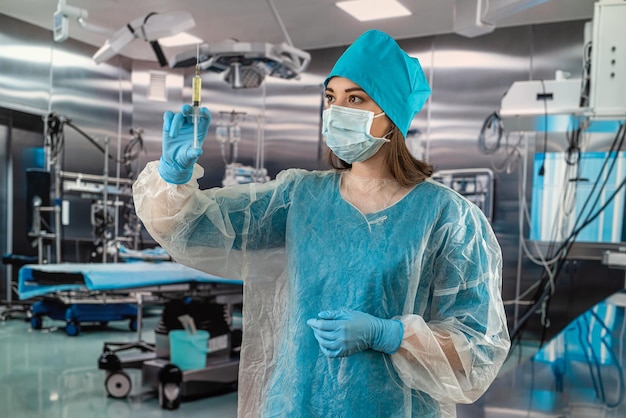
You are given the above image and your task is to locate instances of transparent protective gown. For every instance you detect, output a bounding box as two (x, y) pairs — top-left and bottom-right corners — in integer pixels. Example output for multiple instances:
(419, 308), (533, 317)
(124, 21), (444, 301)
(133, 161), (510, 418)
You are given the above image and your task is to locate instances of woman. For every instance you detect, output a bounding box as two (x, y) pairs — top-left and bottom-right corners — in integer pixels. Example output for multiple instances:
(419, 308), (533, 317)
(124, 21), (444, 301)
(133, 29), (510, 418)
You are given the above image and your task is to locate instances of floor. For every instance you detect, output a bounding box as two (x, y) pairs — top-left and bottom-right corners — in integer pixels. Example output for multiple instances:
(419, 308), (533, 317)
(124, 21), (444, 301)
(458, 291), (626, 418)
(2, 293), (625, 418)
(0, 308), (237, 418)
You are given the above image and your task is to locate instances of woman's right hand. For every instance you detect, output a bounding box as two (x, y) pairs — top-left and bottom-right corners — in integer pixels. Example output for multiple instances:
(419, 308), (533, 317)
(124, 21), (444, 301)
(158, 104), (211, 184)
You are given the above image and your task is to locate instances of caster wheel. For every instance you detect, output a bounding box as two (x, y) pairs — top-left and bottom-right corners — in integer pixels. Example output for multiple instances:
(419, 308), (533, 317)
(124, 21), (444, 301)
(128, 318), (138, 332)
(98, 352), (122, 371)
(30, 316), (43, 330)
(65, 321), (80, 336)
(105, 370), (132, 399)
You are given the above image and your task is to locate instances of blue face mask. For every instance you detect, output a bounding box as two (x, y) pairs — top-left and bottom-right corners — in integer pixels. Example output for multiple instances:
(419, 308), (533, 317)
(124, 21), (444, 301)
(322, 105), (390, 164)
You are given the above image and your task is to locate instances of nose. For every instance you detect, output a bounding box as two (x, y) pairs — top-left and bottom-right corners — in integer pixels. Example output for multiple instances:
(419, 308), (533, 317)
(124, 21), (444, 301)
(333, 98), (351, 108)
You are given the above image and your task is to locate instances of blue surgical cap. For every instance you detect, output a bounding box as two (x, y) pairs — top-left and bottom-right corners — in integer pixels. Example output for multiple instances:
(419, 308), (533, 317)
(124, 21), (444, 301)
(325, 30), (431, 138)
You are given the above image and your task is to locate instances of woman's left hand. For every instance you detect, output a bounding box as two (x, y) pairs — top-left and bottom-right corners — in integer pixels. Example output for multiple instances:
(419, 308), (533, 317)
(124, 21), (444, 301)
(307, 309), (404, 357)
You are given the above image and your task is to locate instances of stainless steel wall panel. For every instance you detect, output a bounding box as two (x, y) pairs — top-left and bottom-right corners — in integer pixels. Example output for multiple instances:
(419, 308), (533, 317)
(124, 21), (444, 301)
(0, 120), (8, 299)
(0, 14), (133, 261)
(0, 16), (53, 114)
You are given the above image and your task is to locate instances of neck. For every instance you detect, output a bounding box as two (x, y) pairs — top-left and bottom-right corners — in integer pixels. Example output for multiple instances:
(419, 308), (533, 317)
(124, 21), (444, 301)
(349, 152), (393, 180)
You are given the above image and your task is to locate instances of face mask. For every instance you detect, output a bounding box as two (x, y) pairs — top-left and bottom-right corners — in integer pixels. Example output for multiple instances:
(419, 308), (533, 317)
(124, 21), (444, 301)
(322, 105), (390, 164)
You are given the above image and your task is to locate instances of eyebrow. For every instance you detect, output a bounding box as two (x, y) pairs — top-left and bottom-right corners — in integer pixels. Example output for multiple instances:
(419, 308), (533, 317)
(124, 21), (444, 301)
(325, 87), (365, 93)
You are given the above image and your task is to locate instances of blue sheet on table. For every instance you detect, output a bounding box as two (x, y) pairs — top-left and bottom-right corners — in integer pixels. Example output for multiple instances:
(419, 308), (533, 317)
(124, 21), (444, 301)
(19, 262), (242, 300)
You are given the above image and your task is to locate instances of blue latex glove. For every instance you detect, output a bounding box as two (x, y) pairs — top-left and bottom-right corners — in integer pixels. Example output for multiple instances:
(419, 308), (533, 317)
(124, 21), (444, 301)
(158, 104), (211, 184)
(306, 309), (404, 357)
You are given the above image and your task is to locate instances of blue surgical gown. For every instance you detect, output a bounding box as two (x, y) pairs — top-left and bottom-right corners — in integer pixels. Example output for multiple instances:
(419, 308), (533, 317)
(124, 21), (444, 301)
(133, 162), (510, 418)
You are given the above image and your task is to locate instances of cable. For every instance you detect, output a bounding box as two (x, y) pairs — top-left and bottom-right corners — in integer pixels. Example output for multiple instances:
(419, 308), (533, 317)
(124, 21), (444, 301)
(568, 124), (625, 238)
(515, 181), (626, 347)
(511, 123), (626, 345)
(122, 128), (145, 179)
(535, 124), (623, 288)
(579, 41), (592, 108)
(577, 319), (603, 402)
(507, 142), (578, 310)
(478, 112), (503, 154)
(588, 309), (625, 408)
(538, 80), (548, 176)
(64, 119), (116, 160)
(44, 113), (66, 164)
(565, 127), (582, 166)
(488, 131), (524, 175)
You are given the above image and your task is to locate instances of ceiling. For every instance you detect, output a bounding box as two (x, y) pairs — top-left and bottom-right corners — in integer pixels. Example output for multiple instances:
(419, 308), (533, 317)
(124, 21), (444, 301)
(0, 0), (597, 63)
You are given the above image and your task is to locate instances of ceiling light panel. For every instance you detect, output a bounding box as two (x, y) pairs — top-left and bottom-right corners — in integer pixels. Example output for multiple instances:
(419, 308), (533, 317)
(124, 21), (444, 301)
(336, 0), (412, 22)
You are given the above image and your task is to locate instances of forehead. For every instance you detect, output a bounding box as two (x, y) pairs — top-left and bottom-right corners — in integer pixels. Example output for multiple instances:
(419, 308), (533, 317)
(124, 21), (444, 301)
(326, 76), (364, 92)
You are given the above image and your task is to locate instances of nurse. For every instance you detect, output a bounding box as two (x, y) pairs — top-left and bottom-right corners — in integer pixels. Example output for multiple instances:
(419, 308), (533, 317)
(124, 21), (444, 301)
(133, 29), (510, 418)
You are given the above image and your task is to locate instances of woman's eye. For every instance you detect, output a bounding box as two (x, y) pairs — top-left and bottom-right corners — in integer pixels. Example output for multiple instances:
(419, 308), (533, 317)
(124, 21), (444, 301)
(348, 95), (364, 104)
(325, 95), (335, 104)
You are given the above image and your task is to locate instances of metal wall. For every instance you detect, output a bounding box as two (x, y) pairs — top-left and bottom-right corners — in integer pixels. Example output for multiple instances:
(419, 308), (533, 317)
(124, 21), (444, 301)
(0, 114), (44, 302)
(0, 116), (8, 301)
(0, 13), (132, 294)
(1, 12), (622, 338)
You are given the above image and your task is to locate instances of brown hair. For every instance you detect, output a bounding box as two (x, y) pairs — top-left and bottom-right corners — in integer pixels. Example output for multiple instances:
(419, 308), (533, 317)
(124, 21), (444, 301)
(327, 126), (433, 187)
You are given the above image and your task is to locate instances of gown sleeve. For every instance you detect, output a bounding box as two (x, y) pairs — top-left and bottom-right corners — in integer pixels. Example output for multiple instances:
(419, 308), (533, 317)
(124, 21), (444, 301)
(132, 160), (293, 280)
(390, 197), (510, 405)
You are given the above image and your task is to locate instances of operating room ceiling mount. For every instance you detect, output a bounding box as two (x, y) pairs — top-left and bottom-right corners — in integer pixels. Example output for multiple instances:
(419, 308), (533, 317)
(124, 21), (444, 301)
(169, 0), (311, 89)
(52, 0), (195, 66)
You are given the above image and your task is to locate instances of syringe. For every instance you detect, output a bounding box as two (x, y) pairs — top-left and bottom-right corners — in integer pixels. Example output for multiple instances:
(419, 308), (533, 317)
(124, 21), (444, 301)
(191, 46), (202, 149)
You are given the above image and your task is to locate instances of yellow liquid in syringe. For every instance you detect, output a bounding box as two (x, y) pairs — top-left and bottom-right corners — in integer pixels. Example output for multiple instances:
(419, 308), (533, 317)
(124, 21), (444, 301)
(192, 67), (202, 148)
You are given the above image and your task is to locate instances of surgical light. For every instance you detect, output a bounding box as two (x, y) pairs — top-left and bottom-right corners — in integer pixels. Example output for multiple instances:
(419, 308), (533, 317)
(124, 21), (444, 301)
(169, 0), (310, 89)
(158, 32), (203, 48)
(170, 40), (310, 89)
